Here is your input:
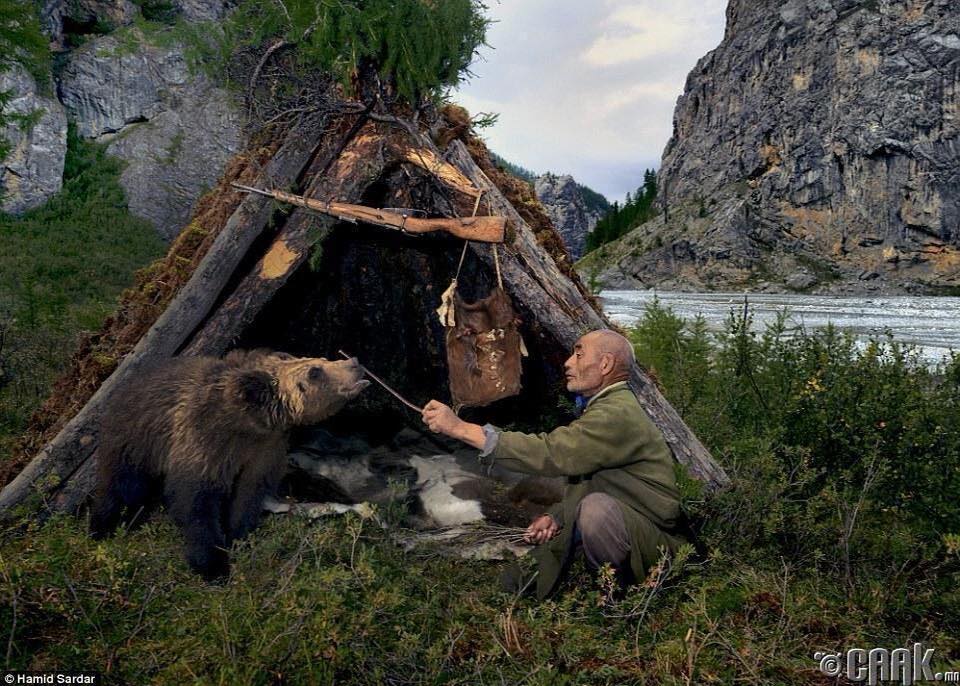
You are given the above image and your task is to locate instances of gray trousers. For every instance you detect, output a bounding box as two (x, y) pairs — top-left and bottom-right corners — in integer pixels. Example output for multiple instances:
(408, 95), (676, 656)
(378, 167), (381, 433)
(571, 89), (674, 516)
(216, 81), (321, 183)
(573, 492), (631, 569)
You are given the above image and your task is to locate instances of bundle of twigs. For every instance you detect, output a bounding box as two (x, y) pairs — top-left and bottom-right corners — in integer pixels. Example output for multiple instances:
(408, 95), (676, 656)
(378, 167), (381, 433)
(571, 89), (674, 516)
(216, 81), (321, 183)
(428, 522), (534, 546)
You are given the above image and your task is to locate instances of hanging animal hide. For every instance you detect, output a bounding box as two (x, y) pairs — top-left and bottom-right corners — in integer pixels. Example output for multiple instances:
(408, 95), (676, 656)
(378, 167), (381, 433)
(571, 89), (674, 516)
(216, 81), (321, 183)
(444, 287), (525, 410)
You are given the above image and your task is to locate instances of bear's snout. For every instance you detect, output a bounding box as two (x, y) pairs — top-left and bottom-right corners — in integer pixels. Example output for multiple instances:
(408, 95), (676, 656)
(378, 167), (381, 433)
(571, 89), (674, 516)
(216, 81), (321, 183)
(331, 357), (369, 397)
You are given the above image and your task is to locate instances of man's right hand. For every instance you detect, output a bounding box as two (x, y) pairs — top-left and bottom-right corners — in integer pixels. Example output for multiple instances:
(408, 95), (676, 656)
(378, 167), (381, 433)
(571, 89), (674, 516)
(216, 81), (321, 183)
(524, 514), (559, 544)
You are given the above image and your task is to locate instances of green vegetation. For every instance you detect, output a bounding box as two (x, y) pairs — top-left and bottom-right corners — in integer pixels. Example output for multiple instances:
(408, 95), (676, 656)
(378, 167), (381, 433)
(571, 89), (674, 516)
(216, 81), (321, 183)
(586, 169), (657, 252)
(0, 125), (165, 461)
(1, 300), (956, 682)
(633, 300), (960, 535)
(0, 0), (50, 161)
(184, 0), (490, 105)
(577, 181), (611, 218)
(489, 151), (537, 183)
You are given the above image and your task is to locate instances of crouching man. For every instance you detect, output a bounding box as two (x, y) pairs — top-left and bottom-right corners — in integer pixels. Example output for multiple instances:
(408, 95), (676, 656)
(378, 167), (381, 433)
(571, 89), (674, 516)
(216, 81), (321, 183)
(421, 329), (686, 599)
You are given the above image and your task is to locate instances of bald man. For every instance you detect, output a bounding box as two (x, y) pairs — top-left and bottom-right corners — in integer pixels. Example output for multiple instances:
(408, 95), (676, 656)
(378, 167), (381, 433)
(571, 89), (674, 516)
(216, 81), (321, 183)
(422, 329), (684, 599)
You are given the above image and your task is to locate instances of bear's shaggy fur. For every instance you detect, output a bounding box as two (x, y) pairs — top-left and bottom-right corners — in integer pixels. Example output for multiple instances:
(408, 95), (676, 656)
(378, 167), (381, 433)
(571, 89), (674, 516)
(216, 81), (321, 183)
(89, 349), (369, 579)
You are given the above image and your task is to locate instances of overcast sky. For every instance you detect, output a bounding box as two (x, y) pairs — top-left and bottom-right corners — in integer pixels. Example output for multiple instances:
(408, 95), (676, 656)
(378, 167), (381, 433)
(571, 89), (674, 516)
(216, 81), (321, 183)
(454, 0), (728, 203)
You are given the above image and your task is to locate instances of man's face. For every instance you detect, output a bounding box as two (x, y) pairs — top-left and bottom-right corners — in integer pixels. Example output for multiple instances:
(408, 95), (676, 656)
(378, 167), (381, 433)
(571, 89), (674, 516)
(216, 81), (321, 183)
(563, 334), (606, 395)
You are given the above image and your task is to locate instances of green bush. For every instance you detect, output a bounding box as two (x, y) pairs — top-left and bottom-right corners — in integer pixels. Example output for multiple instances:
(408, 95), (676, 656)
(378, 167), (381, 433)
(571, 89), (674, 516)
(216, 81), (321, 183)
(132, 0), (180, 25)
(630, 299), (960, 601)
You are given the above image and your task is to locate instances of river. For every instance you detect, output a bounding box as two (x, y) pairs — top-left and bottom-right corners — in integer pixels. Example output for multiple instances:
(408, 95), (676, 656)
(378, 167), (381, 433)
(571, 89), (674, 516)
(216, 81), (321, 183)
(599, 291), (960, 365)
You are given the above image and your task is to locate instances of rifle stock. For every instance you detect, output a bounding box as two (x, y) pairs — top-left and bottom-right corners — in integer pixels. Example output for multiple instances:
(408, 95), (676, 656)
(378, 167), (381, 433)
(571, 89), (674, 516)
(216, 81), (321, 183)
(231, 183), (505, 243)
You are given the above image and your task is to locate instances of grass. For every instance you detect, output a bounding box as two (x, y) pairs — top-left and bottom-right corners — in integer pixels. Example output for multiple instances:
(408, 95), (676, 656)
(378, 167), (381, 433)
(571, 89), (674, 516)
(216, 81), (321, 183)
(0, 484), (955, 683)
(0, 125), (165, 463)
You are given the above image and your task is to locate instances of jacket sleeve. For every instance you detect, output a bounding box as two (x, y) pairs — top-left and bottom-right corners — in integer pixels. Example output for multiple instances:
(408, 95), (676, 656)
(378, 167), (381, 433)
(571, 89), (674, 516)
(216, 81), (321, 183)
(491, 400), (650, 477)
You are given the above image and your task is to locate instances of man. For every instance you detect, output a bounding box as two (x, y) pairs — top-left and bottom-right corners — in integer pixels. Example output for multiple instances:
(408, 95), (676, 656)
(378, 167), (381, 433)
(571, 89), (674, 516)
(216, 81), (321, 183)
(421, 329), (685, 599)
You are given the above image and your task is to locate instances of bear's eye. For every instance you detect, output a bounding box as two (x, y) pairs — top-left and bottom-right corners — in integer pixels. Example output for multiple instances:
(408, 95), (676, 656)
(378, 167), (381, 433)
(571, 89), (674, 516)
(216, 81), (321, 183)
(308, 366), (324, 382)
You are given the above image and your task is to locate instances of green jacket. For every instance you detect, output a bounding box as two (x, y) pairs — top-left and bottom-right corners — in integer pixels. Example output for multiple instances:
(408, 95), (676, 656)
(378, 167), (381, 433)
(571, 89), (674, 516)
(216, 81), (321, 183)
(490, 381), (685, 598)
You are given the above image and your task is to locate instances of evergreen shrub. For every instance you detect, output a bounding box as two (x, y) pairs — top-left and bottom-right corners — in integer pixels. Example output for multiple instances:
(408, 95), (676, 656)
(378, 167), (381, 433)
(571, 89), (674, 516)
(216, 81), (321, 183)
(184, 0), (490, 105)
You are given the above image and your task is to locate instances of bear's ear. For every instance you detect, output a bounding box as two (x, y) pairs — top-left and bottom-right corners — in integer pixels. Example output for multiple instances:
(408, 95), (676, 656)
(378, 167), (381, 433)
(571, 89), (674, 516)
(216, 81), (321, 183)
(235, 370), (277, 410)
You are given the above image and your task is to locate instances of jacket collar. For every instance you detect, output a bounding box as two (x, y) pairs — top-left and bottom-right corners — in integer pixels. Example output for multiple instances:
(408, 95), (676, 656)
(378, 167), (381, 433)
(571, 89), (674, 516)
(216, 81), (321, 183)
(585, 380), (629, 408)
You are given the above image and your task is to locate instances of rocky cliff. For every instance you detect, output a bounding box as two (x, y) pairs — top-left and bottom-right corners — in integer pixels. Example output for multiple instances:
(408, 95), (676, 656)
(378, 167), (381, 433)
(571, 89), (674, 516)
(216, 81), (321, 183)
(533, 173), (607, 260)
(588, 0), (960, 294)
(58, 29), (242, 239)
(0, 65), (67, 214)
(1, 0), (241, 239)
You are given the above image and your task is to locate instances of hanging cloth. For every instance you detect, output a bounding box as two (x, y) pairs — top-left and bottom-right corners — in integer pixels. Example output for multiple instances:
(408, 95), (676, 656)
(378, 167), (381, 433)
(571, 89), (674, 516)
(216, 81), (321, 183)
(439, 240), (527, 411)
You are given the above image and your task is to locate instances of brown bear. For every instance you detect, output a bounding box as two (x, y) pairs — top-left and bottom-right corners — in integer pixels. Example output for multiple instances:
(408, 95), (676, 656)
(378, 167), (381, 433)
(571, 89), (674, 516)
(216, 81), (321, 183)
(89, 349), (369, 579)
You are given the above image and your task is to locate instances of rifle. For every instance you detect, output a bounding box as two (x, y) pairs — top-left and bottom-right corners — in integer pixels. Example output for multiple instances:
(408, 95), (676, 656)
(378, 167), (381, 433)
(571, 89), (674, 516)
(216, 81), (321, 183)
(231, 183), (505, 243)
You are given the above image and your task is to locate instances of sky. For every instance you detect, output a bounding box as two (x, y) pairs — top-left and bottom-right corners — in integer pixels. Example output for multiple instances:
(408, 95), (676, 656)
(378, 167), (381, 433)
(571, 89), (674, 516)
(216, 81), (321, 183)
(454, 0), (728, 203)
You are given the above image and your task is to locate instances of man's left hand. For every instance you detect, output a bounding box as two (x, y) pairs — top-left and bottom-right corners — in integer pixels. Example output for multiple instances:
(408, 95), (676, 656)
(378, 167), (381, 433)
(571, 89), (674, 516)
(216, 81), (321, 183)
(524, 514), (559, 544)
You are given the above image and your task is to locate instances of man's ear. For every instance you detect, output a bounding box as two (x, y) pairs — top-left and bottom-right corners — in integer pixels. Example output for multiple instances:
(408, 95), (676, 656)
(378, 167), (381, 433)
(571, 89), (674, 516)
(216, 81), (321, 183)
(599, 352), (615, 375)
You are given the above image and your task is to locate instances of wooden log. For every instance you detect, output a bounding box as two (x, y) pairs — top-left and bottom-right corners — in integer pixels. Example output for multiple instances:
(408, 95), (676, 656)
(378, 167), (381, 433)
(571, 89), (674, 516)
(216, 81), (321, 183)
(442, 139), (730, 491)
(395, 144), (481, 198)
(182, 120), (394, 359)
(0, 118), (330, 517)
(231, 184), (506, 243)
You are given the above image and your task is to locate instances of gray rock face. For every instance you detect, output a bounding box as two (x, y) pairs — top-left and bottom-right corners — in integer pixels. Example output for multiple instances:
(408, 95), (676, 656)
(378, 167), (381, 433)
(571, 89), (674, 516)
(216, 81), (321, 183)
(40, 0), (139, 50)
(172, 0), (230, 22)
(785, 270), (817, 291)
(40, 0), (228, 48)
(58, 30), (243, 238)
(59, 34), (191, 139)
(534, 173), (605, 260)
(606, 0), (960, 294)
(0, 66), (68, 214)
(106, 87), (242, 239)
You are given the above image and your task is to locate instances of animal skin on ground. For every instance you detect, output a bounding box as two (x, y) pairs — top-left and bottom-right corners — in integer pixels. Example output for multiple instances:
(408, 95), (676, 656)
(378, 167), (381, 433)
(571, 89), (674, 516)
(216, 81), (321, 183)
(88, 349), (369, 579)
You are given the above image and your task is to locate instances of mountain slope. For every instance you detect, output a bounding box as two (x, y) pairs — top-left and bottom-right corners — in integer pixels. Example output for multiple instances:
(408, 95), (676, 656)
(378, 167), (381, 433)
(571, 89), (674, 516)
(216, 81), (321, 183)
(587, 0), (960, 294)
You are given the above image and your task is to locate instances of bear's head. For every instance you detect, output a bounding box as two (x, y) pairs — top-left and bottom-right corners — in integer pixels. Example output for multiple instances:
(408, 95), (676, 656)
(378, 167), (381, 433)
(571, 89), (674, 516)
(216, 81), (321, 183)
(279, 355), (370, 425)
(226, 351), (369, 429)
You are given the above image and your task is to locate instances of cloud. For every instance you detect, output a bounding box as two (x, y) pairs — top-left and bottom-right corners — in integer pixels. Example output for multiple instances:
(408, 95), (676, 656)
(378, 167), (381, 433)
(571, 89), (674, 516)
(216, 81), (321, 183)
(454, 1), (727, 201)
(583, 2), (724, 67)
(597, 82), (681, 114)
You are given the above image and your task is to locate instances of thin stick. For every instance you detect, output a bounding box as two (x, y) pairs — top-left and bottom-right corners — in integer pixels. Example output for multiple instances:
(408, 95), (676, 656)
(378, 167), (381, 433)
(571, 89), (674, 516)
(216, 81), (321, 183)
(338, 350), (423, 412)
